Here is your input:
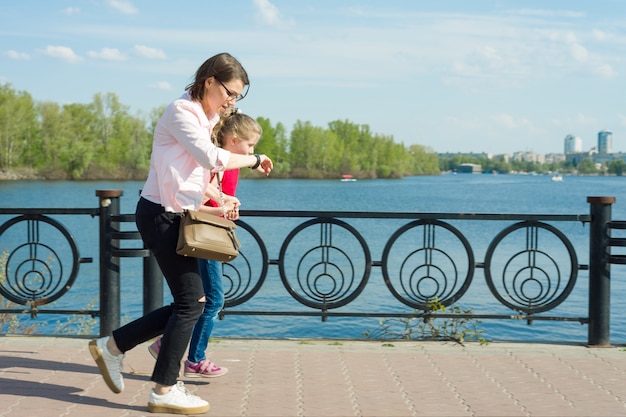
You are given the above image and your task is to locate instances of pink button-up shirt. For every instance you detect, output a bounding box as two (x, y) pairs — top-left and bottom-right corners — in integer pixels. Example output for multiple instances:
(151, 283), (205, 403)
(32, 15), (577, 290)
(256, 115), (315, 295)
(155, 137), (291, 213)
(141, 92), (231, 212)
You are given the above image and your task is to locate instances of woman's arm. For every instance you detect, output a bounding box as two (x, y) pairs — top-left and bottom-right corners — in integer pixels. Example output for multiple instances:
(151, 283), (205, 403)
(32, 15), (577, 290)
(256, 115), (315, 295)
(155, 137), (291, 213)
(165, 100), (273, 175)
(226, 153), (273, 175)
(202, 182), (240, 220)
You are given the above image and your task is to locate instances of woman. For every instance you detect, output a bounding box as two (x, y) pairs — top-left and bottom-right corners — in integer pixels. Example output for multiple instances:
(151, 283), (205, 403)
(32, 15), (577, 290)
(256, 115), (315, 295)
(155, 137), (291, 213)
(148, 108), (262, 379)
(88, 52), (272, 415)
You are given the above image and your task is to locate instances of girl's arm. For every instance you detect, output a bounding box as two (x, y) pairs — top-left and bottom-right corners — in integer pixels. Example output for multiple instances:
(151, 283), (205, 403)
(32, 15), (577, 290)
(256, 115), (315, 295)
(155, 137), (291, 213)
(202, 182), (240, 220)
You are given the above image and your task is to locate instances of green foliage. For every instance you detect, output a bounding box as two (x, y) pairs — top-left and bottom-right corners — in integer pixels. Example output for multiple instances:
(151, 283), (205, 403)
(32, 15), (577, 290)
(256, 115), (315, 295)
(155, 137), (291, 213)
(0, 83), (440, 179)
(576, 158), (598, 174)
(364, 298), (488, 345)
(51, 298), (98, 335)
(0, 251), (41, 334)
(608, 159), (626, 176)
(0, 83), (38, 170)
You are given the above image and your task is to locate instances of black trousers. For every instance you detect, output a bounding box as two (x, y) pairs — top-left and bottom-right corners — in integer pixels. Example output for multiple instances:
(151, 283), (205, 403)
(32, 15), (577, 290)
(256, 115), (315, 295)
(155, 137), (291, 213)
(112, 197), (205, 386)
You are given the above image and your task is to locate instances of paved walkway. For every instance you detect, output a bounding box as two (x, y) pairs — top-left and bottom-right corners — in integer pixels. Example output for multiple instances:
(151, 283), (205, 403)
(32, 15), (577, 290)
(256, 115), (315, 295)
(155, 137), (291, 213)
(1, 336), (626, 417)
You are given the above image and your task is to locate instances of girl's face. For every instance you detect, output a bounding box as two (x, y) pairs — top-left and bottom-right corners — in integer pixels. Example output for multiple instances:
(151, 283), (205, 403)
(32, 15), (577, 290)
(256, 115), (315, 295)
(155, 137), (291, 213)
(202, 77), (245, 116)
(224, 134), (259, 155)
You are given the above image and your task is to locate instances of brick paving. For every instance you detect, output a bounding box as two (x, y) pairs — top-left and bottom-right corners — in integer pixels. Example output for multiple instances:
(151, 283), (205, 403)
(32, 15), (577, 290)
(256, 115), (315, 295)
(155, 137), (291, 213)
(1, 336), (626, 417)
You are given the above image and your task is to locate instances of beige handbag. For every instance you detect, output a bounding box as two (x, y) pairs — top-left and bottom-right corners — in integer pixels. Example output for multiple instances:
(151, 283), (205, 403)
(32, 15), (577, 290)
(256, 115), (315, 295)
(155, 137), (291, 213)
(175, 174), (240, 262)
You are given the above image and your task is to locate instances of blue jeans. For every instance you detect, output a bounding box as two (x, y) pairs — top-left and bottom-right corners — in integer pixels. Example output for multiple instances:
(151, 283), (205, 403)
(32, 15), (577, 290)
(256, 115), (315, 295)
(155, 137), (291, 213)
(187, 259), (224, 363)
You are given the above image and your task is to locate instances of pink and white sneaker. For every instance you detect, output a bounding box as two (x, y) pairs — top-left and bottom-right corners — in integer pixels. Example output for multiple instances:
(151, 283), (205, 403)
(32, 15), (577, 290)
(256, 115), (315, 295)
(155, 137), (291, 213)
(148, 338), (161, 360)
(184, 359), (228, 378)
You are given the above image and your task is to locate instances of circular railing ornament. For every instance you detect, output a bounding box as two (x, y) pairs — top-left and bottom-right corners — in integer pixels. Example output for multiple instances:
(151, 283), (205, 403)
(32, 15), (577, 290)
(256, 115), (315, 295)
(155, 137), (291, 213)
(484, 221), (578, 314)
(278, 218), (371, 309)
(381, 219), (474, 309)
(222, 220), (269, 308)
(0, 215), (80, 306)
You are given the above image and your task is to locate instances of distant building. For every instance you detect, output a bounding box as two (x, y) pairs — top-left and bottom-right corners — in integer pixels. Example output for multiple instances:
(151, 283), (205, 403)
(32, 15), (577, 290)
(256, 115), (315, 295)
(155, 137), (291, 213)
(438, 152), (493, 159)
(512, 151), (543, 163)
(564, 134), (582, 153)
(456, 163), (482, 174)
(545, 153), (566, 164)
(565, 151), (595, 166)
(598, 130), (612, 154)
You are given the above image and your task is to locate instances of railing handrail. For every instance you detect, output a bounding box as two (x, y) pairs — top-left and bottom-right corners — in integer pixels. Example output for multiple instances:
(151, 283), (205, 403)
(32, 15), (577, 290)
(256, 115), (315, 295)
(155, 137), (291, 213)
(238, 209), (591, 222)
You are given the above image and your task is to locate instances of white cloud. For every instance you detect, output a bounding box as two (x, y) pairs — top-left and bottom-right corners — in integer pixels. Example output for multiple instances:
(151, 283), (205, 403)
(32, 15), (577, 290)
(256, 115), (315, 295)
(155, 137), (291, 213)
(569, 42), (588, 62)
(552, 114), (598, 132)
(506, 9), (586, 19)
(576, 113), (596, 125)
(149, 81), (173, 90)
(63, 7), (80, 15)
(252, 0), (294, 29)
(133, 45), (167, 59)
(458, 45), (505, 74)
(493, 114), (533, 129)
(593, 63), (617, 78)
(592, 29), (608, 41)
(618, 114), (626, 127)
(87, 48), (127, 61)
(107, 0), (138, 15)
(40, 45), (82, 63)
(6, 50), (30, 60)
(444, 116), (482, 130)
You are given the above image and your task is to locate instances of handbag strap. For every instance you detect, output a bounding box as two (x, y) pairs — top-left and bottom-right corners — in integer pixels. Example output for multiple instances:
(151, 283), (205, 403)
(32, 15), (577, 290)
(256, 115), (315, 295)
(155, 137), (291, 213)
(215, 172), (228, 219)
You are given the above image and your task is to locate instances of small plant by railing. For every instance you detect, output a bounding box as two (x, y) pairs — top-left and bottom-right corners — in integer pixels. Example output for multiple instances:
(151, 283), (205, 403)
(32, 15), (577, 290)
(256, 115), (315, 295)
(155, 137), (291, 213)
(51, 298), (99, 335)
(364, 298), (488, 345)
(0, 251), (41, 334)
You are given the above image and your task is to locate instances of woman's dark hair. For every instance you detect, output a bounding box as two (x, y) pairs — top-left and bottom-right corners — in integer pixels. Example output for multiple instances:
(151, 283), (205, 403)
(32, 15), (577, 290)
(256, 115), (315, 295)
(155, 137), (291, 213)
(186, 52), (249, 101)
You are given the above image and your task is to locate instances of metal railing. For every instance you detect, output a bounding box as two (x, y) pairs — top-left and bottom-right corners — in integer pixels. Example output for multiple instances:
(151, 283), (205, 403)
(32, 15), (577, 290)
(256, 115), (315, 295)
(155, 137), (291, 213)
(0, 191), (622, 346)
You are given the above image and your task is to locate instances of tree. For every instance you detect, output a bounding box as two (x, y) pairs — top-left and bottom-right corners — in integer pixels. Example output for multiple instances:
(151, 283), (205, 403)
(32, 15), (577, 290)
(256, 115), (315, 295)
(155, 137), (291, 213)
(577, 158), (598, 175)
(0, 84), (38, 170)
(289, 120), (341, 177)
(36, 101), (64, 169)
(408, 144), (440, 175)
(608, 159), (626, 176)
(56, 103), (98, 179)
(254, 117), (290, 176)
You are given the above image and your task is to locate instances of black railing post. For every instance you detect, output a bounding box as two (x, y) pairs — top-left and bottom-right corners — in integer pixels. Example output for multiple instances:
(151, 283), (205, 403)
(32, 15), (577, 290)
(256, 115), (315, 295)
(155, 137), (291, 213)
(97, 190), (123, 337)
(587, 196), (615, 347)
(143, 252), (163, 314)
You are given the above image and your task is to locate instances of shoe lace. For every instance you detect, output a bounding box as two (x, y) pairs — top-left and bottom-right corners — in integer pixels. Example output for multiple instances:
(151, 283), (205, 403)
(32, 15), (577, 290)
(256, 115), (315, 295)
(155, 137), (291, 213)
(173, 381), (198, 399)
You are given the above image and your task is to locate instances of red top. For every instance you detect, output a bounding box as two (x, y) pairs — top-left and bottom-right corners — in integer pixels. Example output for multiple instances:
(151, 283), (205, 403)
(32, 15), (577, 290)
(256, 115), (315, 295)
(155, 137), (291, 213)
(206, 168), (240, 208)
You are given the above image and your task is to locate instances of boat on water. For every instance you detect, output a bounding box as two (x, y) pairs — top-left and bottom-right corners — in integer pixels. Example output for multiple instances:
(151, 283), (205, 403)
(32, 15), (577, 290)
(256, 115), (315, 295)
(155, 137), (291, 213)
(341, 174), (357, 182)
(551, 173), (563, 182)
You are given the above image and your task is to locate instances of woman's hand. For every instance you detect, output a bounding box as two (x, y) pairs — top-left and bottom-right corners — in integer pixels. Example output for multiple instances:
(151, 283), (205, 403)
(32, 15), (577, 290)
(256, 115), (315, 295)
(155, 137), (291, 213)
(223, 195), (240, 208)
(256, 154), (273, 176)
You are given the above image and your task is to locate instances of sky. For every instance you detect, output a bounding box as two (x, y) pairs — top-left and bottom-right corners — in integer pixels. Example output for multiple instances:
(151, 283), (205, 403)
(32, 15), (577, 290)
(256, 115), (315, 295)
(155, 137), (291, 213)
(2, 0), (626, 156)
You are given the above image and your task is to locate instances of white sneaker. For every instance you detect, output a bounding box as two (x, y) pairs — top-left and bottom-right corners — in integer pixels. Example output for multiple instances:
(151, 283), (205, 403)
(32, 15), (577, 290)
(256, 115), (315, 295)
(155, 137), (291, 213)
(148, 381), (210, 415)
(88, 336), (125, 393)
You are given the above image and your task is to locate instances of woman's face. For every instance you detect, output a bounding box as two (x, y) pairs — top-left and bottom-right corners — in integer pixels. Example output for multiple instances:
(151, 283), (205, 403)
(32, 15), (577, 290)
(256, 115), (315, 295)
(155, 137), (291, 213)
(202, 77), (245, 116)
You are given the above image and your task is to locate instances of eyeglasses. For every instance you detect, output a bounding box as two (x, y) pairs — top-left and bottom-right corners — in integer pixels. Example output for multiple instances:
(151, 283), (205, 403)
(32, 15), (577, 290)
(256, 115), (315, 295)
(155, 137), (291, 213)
(218, 80), (245, 102)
